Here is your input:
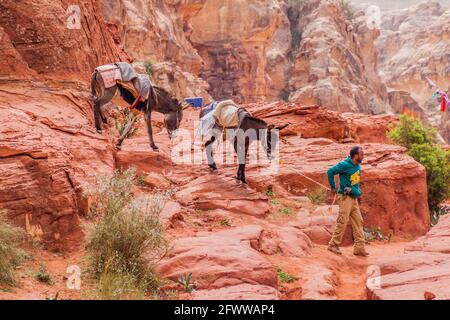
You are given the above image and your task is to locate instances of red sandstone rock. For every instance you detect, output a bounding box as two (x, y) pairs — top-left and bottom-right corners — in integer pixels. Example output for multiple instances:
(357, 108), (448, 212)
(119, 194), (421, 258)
(176, 176), (270, 217)
(245, 102), (396, 144)
(0, 84), (115, 251)
(193, 284), (279, 300)
(0, 0), (128, 81)
(248, 135), (430, 239)
(156, 226), (278, 290)
(367, 215), (450, 300)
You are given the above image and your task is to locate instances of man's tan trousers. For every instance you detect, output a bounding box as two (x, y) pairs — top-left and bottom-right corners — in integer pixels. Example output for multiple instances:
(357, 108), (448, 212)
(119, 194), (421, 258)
(329, 195), (365, 251)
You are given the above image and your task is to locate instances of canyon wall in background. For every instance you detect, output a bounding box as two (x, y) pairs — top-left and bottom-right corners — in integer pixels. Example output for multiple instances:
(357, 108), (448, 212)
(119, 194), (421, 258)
(101, 0), (448, 143)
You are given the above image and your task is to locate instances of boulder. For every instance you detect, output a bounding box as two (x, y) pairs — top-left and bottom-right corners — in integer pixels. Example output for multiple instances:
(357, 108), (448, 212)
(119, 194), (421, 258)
(176, 176), (270, 217)
(143, 172), (171, 189)
(156, 226), (278, 290)
(249, 138), (430, 238)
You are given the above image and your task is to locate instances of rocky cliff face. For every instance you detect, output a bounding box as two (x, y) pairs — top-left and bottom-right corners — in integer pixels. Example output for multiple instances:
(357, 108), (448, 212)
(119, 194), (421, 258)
(375, 1), (450, 142)
(287, 0), (388, 113)
(103, 0), (389, 113)
(0, 0), (128, 80)
(186, 0), (291, 103)
(101, 0), (212, 99)
(0, 0), (123, 250)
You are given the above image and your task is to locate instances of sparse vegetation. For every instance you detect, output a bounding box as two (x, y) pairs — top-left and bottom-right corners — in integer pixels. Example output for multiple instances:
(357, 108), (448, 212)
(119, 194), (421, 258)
(388, 114), (450, 224)
(271, 199), (281, 205)
(340, 0), (355, 21)
(219, 218), (232, 227)
(84, 168), (136, 219)
(279, 90), (291, 102)
(115, 109), (139, 139)
(279, 207), (294, 215)
(98, 271), (146, 300)
(136, 174), (146, 187)
(178, 273), (196, 293)
(307, 187), (327, 205)
(364, 226), (392, 243)
(276, 266), (298, 283)
(36, 263), (53, 285)
(86, 169), (169, 298)
(265, 186), (275, 198)
(144, 61), (155, 77)
(0, 210), (26, 286)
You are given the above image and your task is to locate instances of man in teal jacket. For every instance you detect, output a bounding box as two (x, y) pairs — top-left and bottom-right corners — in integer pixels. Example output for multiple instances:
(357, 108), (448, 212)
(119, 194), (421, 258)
(327, 146), (369, 257)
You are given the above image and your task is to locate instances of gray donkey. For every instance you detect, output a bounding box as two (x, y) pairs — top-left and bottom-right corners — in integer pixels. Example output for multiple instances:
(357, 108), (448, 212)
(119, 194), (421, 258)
(91, 63), (183, 151)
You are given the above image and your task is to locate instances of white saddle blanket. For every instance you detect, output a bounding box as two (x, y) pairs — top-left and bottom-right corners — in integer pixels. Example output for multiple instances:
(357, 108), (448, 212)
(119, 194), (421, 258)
(213, 100), (240, 128)
(96, 62), (152, 99)
(96, 64), (122, 88)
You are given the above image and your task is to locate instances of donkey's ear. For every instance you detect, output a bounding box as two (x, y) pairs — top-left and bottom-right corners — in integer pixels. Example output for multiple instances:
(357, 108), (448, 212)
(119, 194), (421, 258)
(275, 124), (289, 131)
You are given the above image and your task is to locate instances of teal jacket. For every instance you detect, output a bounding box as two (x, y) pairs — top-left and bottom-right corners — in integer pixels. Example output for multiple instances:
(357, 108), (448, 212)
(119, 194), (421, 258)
(327, 157), (362, 198)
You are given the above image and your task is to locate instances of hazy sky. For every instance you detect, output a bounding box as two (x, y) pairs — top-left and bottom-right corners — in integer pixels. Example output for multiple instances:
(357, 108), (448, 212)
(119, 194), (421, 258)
(350, 0), (450, 10)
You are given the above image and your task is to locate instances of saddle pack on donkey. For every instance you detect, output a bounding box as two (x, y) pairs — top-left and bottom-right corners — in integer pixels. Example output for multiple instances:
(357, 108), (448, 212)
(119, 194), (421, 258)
(198, 100), (251, 140)
(95, 62), (152, 111)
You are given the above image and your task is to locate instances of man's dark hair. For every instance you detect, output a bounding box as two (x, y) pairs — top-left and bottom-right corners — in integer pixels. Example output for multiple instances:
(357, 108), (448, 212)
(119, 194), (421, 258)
(350, 146), (362, 158)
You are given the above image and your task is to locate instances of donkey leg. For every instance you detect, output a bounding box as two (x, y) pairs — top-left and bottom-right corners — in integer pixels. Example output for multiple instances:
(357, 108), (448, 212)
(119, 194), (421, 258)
(234, 139), (248, 184)
(94, 101), (103, 133)
(144, 111), (159, 151)
(116, 113), (136, 150)
(205, 136), (218, 172)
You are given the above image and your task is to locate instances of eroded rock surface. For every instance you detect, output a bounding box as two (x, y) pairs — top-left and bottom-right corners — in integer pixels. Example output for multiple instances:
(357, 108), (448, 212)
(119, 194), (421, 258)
(368, 215), (450, 300)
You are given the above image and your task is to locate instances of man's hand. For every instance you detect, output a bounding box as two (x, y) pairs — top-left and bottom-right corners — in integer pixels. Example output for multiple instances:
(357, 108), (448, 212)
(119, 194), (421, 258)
(344, 187), (352, 195)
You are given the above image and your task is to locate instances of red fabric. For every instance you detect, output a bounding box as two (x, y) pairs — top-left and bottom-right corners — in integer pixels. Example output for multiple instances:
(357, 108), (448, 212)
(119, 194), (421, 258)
(441, 94), (447, 112)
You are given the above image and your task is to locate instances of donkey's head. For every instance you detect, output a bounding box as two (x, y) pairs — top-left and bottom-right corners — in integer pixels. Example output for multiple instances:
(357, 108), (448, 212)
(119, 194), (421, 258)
(150, 87), (184, 139)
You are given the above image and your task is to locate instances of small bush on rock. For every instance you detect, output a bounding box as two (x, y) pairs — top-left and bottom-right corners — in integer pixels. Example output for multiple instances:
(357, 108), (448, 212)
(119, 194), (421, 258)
(307, 187), (327, 205)
(388, 114), (450, 224)
(0, 210), (26, 285)
(86, 170), (169, 298)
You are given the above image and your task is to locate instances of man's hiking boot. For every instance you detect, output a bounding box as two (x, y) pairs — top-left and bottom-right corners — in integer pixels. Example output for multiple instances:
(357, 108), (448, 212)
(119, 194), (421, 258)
(353, 249), (370, 257)
(327, 245), (342, 255)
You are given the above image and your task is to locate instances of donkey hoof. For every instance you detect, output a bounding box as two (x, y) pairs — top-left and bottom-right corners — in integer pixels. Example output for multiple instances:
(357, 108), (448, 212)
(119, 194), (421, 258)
(115, 144), (122, 151)
(96, 129), (102, 134)
(151, 146), (159, 152)
(235, 177), (247, 186)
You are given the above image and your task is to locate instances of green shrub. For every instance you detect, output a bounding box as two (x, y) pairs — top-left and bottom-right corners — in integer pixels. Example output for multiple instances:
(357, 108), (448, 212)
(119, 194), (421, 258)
(0, 210), (26, 285)
(178, 273), (196, 293)
(307, 187), (327, 205)
(276, 266), (298, 283)
(388, 114), (450, 222)
(98, 271), (146, 300)
(279, 207), (294, 215)
(144, 61), (154, 77)
(115, 109), (139, 139)
(388, 114), (437, 149)
(84, 168), (136, 219)
(86, 170), (169, 297)
(265, 186), (274, 198)
(36, 263), (53, 285)
(408, 143), (450, 217)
